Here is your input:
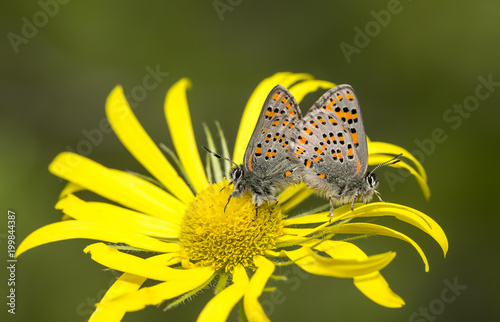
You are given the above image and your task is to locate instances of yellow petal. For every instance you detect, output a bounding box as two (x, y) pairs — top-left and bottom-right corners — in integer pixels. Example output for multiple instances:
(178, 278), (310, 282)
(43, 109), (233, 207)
(330, 203), (448, 257)
(16, 221), (179, 257)
(58, 182), (84, 199)
(106, 85), (194, 204)
(309, 240), (404, 308)
(90, 253), (182, 321)
(281, 224), (329, 239)
(368, 141), (427, 181)
(49, 152), (185, 223)
(283, 212), (330, 226)
(89, 273), (147, 322)
(104, 267), (215, 312)
(198, 265), (249, 322)
(334, 222), (430, 272)
(369, 153), (430, 200)
(84, 243), (213, 281)
(354, 272), (405, 308)
(164, 78), (208, 193)
(288, 80), (336, 103)
(279, 186), (315, 213)
(56, 195), (179, 238)
(233, 73), (312, 164)
(244, 256), (274, 322)
(277, 183), (307, 204)
(285, 247), (396, 278)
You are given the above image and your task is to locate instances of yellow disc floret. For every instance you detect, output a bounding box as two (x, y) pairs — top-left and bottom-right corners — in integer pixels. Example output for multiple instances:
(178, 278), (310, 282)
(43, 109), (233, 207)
(179, 181), (283, 272)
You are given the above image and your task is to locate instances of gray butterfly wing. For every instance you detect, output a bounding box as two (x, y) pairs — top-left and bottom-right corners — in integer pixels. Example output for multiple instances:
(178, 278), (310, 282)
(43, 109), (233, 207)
(243, 85), (302, 185)
(291, 84), (367, 185)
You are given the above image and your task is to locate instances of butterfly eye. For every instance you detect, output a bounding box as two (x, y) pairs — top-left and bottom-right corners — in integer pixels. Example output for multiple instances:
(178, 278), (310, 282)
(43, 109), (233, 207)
(233, 168), (243, 180)
(366, 173), (378, 188)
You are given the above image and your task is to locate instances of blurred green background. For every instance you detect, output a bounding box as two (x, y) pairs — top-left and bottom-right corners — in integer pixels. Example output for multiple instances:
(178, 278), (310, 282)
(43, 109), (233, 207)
(1, 1), (499, 321)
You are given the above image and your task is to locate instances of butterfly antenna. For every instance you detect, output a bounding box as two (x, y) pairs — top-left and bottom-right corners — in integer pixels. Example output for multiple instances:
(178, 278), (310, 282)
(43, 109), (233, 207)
(368, 153), (403, 176)
(203, 146), (236, 193)
(202, 146), (238, 168)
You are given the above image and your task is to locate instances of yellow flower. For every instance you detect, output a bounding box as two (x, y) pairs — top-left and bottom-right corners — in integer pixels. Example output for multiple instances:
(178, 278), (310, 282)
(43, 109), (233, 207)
(17, 72), (448, 322)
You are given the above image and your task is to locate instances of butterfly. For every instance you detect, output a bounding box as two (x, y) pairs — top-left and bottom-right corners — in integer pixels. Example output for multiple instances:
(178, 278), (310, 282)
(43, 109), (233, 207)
(204, 85), (303, 219)
(289, 84), (401, 221)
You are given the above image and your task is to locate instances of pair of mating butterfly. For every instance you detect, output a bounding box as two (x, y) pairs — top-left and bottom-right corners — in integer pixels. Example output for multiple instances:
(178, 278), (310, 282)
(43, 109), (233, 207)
(205, 84), (400, 221)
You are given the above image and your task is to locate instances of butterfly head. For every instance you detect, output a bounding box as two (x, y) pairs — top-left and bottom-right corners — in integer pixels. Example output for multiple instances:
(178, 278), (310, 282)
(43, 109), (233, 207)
(229, 165), (246, 196)
(352, 155), (401, 206)
(365, 172), (379, 190)
(354, 172), (380, 203)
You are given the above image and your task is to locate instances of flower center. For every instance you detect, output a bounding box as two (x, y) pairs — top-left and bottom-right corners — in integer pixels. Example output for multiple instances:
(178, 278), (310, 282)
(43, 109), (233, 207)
(179, 181), (283, 272)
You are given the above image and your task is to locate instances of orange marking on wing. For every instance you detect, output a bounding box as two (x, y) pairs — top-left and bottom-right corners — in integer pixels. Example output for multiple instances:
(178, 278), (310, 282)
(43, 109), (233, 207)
(335, 110), (344, 120)
(356, 157), (360, 174)
(344, 110), (352, 122)
(329, 117), (337, 125)
(248, 153), (254, 171)
(318, 117), (326, 124)
(336, 94), (343, 101)
(350, 131), (359, 145)
(282, 120), (289, 126)
(331, 151), (337, 159)
(272, 93), (280, 101)
(323, 136), (330, 143)
(317, 173), (326, 179)
(261, 127), (268, 134)
(325, 106), (335, 113)
(288, 123), (295, 128)
(352, 110), (358, 122)
(255, 146), (262, 155)
(272, 120), (279, 126)
(298, 136), (308, 144)
(337, 151), (344, 160)
(271, 151), (277, 158)
(289, 110), (296, 116)
(285, 170), (292, 177)
(305, 128), (312, 135)
(311, 121), (318, 128)
(313, 155), (322, 162)
(274, 134), (279, 140)
(265, 151), (272, 158)
(342, 126), (347, 132)
(281, 97), (288, 104)
(286, 103), (292, 110)
(347, 146), (354, 157)
(305, 160), (312, 168)
(283, 142), (288, 147)
(320, 142), (326, 150)
(265, 109), (272, 118)
(346, 93), (354, 100)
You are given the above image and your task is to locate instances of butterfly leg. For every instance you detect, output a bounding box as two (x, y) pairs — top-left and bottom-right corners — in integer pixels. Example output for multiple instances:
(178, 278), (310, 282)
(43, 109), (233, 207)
(224, 195), (233, 213)
(374, 190), (385, 203)
(350, 190), (360, 211)
(268, 197), (280, 221)
(328, 194), (341, 222)
(252, 204), (259, 221)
